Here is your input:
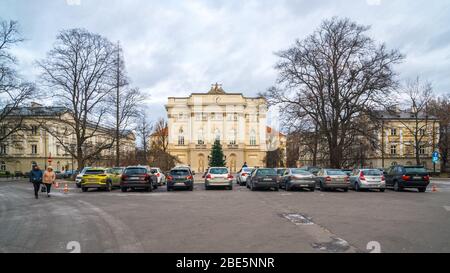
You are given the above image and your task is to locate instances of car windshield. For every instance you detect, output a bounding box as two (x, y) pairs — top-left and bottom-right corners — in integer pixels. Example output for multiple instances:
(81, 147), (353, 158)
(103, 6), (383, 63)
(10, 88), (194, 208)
(257, 169), (277, 176)
(277, 169), (286, 175)
(242, 168), (254, 173)
(171, 169), (190, 176)
(209, 168), (228, 174)
(404, 167), (428, 173)
(85, 169), (105, 175)
(292, 169), (312, 175)
(326, 170), (346, 175)
(124, 168), (147, 175)
(361, 169), (383, 176)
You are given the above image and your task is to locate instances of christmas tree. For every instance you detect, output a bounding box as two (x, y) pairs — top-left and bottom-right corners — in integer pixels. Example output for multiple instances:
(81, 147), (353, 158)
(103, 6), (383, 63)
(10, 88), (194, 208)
(209, 140), (226, 167)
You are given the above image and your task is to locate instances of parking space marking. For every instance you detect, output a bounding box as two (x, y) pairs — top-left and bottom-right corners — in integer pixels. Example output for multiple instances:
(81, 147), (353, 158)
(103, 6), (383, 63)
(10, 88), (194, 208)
(282, 213), (314, 225)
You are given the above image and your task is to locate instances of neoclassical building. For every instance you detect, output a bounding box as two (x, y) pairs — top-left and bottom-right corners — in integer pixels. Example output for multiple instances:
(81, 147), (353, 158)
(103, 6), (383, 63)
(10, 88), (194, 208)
(165, 84), (284, 173)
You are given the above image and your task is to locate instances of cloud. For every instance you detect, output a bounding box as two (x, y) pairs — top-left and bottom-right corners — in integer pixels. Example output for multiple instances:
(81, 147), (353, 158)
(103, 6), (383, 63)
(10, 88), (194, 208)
(1, 0), (449, 122)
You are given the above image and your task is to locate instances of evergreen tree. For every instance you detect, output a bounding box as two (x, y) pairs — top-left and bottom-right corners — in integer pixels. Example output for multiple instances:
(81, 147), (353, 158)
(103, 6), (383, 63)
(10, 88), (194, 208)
(209, 140), (226, 167)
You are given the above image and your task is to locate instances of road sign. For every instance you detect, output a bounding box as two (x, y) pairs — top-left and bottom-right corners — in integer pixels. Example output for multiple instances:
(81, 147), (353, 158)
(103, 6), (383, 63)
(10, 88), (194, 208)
(432, 151), (439, 163)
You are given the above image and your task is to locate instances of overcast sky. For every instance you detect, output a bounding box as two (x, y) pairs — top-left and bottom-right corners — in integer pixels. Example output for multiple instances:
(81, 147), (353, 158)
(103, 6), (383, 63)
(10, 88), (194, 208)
(1, 0), (449, 122)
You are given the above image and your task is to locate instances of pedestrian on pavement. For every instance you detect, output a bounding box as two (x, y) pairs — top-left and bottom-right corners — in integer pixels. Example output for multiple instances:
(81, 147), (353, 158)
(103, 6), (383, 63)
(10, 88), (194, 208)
(43, 166), (56, 198)
(30, 164), (43, 199)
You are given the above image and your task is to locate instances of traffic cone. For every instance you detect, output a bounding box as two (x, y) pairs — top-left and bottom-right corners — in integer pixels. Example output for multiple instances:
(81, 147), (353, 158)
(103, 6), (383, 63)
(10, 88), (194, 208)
(432, 184), (437, 192)
(64, 183), (69, 194)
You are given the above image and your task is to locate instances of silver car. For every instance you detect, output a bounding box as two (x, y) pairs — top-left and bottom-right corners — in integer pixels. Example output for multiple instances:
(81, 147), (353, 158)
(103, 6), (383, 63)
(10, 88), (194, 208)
(150, 167), (167, 186)
(349, 169), (386, 192)
(204, 167), (233, 190)
(315, 169), (350, 192)
(236, 167), (254, 186)
(280, 168), (315, 191)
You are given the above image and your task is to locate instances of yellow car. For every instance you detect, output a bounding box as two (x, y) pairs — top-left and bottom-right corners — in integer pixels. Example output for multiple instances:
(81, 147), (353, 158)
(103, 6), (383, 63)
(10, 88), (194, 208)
(81, 168), (117, 192)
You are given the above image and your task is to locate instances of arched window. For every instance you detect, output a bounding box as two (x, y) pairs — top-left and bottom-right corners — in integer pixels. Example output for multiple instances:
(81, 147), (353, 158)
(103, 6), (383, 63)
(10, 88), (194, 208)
(250, 130), (256, 146)
(178, 127), (185, 145)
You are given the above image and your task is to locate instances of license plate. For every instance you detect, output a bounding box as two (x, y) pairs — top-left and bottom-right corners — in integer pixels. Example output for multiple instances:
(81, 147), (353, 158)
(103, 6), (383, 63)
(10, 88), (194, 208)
(176, 183), (186, 186)
(130, 177), (139, 180)
(264, 178), (273, 181)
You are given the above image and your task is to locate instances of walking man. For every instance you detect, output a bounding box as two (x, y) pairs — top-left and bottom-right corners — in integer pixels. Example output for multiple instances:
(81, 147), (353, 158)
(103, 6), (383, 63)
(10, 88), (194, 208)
(30, 164), (43, 199)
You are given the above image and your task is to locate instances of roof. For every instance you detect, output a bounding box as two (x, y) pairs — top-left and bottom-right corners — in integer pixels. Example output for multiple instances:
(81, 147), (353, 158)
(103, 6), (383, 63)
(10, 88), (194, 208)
(375, 109), (438, 121)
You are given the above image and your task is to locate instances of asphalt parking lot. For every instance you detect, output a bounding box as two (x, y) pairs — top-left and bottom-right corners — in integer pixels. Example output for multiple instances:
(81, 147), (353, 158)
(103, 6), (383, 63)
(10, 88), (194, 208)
(1, 177), (449, 253)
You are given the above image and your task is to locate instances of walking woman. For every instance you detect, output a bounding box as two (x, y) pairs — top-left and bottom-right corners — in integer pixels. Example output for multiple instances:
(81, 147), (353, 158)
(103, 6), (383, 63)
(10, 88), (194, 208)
(43, 166), (56, 197)
(30, 164), (43, 199)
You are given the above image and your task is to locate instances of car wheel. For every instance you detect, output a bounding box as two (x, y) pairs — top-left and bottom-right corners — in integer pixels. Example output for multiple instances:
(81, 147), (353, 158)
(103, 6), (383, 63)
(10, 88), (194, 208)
(105, 181), (112, 192)
(286, 183), (291, 191)
(418, 187), (426, 193)
(310, 187), (315, 192)
(394, 181), (402, 192)
(76, 183), (81, 188)
(274, 186), (279, 192)
(380, 188), (385, 192)
(82, 187), (88, 192)
(343, 188), (349, 192)
(167, 186), (172, 192)
(250, 183), (256, 191)
(121, 187), (127, 192)
(147, 186), (153, 192)
(189, 186), (194, 191)
(355, 183), (361, 192)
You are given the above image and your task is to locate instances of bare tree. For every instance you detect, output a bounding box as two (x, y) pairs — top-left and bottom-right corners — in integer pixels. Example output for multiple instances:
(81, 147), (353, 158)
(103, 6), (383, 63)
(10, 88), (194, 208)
(149, 117), (178, 171)
(135, 110), (152, 163)
(398, 78), (435, 165)
(429, 94), (450, 172)
(37, 29), (117, 170)
(263, 17), (403, 168)
(0, 19), (34, 146)
(110, 42), (141, 166)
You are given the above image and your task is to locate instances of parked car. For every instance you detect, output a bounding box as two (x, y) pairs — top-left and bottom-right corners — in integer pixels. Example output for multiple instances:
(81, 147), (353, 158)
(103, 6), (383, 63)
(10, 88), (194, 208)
(280, 168), (315, 191)
(349, 169), (386, 192)
(120, 166), (157, 192)
(75, 167), (90, 188)
(106, 167), (124, 188)
(55, 171), (64, 179)
(300, 166), (321, 176)
(275, 168), (287, 184)
(80, 168), (115, 192)
(167, 167), (194, 191)
(150, 167), (167, 186)
(236, 167), (254, 186)
(315, 169), (350, 192)
(247, 168), (279, 191)
(384, 165), (430, 192)
(204, 167), (233, 190)
(342, 169), (353, 177)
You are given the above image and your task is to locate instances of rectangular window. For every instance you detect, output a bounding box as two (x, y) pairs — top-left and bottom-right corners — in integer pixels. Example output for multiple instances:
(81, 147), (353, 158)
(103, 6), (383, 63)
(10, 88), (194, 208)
(178, 136), (185, 146)
(56, 145), (61, 156)
(390, 145), (397, 155)
(250, 137), (257, 146)
(31, 144), (38, 155)
(390, 128), (397, 136)
(31, 125), (39, 135)
(419, 129), (426, 136)
(419, 145), (426, 155)
(0, 144), (7, 155)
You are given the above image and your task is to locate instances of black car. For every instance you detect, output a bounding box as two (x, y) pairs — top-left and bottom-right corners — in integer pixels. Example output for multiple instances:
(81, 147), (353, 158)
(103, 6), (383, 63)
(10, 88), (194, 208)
(247, 168), (279, 191)
(384, 165), (430, 192)
(120, 166), (157, 192)
(167, 167), (194, 191)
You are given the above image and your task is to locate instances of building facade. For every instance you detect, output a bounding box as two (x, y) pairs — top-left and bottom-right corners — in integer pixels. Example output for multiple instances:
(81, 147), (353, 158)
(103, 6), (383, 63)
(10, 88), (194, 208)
(165, 84), (284, 173)
(0, 103), (136, 173)
(366, 110), (440, 170)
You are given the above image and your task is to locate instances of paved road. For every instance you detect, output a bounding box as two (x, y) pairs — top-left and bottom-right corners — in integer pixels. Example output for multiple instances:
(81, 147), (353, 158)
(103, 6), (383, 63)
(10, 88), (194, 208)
(0, 179), (449, 253)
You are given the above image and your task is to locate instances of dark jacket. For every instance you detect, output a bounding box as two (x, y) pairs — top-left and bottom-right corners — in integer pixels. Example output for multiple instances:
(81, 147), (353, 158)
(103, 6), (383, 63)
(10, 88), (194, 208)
(30, 169), (43, 183)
